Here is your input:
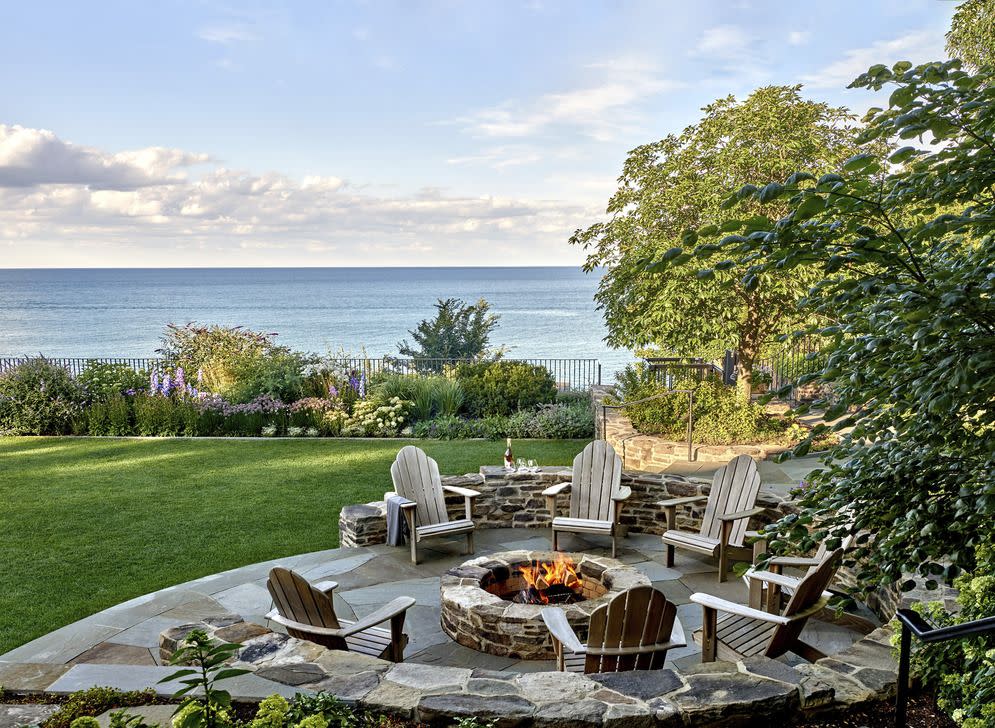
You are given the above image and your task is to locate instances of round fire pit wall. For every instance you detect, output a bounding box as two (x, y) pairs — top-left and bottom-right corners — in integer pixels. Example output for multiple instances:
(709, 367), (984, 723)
(439, 550), (650, 660)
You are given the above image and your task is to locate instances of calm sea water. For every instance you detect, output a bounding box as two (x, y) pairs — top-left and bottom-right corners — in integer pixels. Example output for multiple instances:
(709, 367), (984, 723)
(0, 268), (633, 379)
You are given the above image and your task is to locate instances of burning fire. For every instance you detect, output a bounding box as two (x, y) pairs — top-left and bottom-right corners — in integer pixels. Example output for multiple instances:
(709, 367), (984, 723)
(517, 555), (583, 604)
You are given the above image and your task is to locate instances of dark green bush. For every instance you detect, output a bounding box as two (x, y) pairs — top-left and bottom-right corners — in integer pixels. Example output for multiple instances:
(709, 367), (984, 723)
(613, 363), (790, 445)
(0, 358), (87, 435)
(455, 360), (556, 417)
(87, 394), (132, 436)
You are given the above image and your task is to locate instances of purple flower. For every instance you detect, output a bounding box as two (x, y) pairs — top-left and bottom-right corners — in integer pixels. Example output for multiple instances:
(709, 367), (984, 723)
(150, 370), (160, 394)
(125, 388), (136, 396)
(174, 367), (186, 392)
(348, 375), (360, 392)
(161, 374), (173, 397)
(359, 372), (367, 399)
(328, 384), (339, 398)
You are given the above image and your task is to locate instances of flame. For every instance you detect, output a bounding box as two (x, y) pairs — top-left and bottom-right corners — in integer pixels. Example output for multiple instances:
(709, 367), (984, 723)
(518, 555), (582, 604)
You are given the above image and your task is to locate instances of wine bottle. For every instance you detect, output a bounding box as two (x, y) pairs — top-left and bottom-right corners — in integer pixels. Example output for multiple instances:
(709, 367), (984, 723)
(504, 437), (514, 470)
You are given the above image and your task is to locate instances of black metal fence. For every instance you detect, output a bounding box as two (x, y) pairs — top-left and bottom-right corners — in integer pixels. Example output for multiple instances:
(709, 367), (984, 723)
(0, 356), (602, 392)
(645, 338), (826, 393)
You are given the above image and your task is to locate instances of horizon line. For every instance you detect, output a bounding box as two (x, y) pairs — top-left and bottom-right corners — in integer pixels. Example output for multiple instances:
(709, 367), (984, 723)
(0, 264), (589, 271)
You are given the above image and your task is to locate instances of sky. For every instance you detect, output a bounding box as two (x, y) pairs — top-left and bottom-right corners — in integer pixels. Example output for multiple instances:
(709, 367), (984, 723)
(0, 1), (956, 268)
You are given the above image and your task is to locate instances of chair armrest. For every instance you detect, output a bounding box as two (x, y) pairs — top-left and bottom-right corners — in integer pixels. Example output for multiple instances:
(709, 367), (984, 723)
(387, 493), (418, 510)
(657, 495), (708, 508)
(265, 609), (348, 638)
(443, 485), (481, 498)
(611, 486), (632, 502)
(313, 580), (339, 594)
(541, 607), (586, 654)
(689, 594), (791, 625)
(744, 569), (803, 590)
(338, 596), (417, 637)
(542, 482), (571, 497)
(768, 556), (823, 568)
(717, 506), (766, 522)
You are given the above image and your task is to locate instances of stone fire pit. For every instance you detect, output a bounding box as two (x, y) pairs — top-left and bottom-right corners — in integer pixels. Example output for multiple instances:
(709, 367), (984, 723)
(439, 550), (650, 659)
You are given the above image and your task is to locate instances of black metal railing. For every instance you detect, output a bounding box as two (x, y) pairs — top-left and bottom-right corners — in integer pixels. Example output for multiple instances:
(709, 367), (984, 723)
(0, 356), (601, 392)
(894, 607), (995, 727)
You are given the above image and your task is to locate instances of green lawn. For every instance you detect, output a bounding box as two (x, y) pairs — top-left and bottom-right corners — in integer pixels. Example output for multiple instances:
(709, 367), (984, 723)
(0, 436), (586, 656)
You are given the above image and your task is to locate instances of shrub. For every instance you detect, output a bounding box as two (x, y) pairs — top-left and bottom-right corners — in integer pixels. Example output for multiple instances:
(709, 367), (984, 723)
(0, 358), (87, 435)
(613, 363), (790, 445)
(287, 692), (355, 728)
(343, 397), (407, 436)
(158, 323), (311, 404)
(43, 687), (158, 728)
(397, 297), (500, 360)
(456, 361), (557, 417)
(78, 362), (146, 401)
(87, 394), (132, 435)
(529, 401), (594, 439)
(898, 544), (995, 726)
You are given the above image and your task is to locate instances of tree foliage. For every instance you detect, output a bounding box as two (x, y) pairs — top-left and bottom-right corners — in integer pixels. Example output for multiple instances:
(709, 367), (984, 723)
(571, 86), (862, 398)
(946, 0), (995, 70)
(675, 59), (995, 602)
(397, 298), (500, 360)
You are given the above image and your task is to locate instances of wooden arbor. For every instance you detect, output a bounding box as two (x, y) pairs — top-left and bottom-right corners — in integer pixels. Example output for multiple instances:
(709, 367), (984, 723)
(265, 567), (415, 662)
(690, 548), (843, 663)
(543, 440), (631, 557)
(390, 445), (480, 564)
(542, 585), (686, 673)
(659, 454), (763, 581)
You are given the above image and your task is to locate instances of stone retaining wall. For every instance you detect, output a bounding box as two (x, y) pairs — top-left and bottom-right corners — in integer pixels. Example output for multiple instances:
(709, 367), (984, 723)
(161, 618), (902, 727)
(339, 467), (797, 549)
(592, 385), (794, 472)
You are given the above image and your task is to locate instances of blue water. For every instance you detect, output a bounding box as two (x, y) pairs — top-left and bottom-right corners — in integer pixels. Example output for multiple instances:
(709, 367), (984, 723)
(0, 268), (633, 378)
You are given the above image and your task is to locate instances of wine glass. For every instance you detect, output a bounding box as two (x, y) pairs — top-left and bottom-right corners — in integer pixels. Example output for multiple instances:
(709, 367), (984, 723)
(527, 459), (538, 473)
(516, 458), (527, 472)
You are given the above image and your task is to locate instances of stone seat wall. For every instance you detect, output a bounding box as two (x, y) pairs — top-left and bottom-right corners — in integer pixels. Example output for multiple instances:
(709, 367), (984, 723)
(339, 467), (796, 548)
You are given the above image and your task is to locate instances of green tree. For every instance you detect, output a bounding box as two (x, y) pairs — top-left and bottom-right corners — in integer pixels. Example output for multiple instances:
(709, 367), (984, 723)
(946, 0), (995, 70)
(397, 298), (500, 360)
(680, 59), (995, 610)
(571, 86), (862, 399)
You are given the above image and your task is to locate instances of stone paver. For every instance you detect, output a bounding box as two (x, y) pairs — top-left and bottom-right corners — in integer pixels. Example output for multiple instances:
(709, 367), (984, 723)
(0, 703), (60, 728)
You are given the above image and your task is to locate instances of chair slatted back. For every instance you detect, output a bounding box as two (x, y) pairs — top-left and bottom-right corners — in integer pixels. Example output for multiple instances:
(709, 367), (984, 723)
(267, 567), (347, 651)
(584, 585), (678, 673)
(391, 445), (448, 527)
(700, 454), (761, 545)
(766, 549), (843, 658)
(569, 440), (623, 522)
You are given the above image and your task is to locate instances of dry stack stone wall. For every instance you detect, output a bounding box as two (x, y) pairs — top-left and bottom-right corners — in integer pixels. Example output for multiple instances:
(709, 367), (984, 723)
(592, 385), (794, 472)
(339, 466), (796, 548)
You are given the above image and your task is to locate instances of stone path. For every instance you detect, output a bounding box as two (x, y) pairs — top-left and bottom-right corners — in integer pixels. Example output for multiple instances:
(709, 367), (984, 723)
(0, 524), (865, 695)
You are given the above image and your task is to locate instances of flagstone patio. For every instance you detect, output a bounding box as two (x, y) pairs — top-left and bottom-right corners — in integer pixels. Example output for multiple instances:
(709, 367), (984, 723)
(0, 527), (868, 688)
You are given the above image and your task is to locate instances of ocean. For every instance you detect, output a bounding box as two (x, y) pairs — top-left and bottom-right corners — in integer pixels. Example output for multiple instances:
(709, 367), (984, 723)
(0, 267), (634, 379)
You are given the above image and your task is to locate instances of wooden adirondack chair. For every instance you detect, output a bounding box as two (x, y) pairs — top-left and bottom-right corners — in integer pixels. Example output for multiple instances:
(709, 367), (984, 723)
(745, 523), (855, 611)
(659, 454), (763, 582)
(542, 585), (686, 673)
(265, 567), (415, 662)
(542, 440), (630, 557)
(390, 445), (480, 564)
(690, 548), (843, 663)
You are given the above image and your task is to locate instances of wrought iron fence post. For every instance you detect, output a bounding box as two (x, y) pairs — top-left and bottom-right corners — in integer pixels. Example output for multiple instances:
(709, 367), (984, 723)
(687, 389), (694, 462)
(895, 623), (912, 728)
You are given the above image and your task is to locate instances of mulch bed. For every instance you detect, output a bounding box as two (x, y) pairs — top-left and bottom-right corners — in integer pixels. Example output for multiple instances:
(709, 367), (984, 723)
(794, 694), (956, 727)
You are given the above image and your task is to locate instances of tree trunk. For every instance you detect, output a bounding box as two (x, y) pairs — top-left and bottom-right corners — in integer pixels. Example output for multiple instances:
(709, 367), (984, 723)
(736, 297), (763, 403)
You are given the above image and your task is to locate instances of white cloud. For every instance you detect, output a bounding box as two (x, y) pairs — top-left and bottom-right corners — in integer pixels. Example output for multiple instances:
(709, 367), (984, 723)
(695, 25), (752, 58)
(0, 124), (595, 266)
(197, 25), (257, 44)
(788, 31), (811, 46)
(447, 145), (542, 170)
(0, 125), (208, 189)
(452, 56), (681, 142)
(803, 30), (945, 89)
